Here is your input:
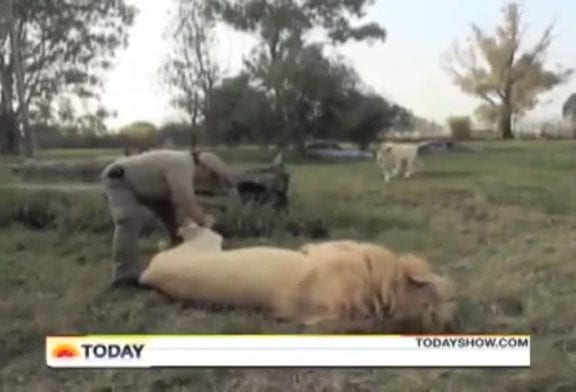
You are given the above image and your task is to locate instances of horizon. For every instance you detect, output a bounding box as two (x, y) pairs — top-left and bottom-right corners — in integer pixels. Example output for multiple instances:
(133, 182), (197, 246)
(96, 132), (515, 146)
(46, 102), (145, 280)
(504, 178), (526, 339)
(100, 0), (576, 130)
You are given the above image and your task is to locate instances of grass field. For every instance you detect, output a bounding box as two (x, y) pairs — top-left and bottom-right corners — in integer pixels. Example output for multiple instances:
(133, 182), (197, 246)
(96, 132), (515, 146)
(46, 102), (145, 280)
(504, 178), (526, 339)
(1, 141), (576, 391)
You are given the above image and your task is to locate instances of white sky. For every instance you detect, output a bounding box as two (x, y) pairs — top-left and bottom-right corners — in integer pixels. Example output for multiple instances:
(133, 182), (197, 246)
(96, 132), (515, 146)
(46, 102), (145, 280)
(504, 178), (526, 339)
(100, 0), (576, 129)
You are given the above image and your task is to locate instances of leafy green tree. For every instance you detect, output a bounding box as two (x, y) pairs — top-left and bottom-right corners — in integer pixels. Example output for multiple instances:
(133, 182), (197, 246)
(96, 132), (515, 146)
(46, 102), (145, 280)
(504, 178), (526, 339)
(442, 1), (572, 139)
(76, 112), (109, 137)
(208, 0), (386, 148)
(0, 0), (135, 155)
(211, 74), (278, 146)
(343, 92), (414, 149)
(119, 121), (159, 147)
(280, 44), (361, 149)
(447, 115), (472, 140)
(158, 122), (197, 147)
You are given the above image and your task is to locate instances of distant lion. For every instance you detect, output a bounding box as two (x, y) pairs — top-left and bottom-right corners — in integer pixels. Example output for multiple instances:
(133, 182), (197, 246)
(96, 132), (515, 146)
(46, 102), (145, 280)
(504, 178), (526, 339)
(139, 229), (456, 333)
(376, 142), (425, 182)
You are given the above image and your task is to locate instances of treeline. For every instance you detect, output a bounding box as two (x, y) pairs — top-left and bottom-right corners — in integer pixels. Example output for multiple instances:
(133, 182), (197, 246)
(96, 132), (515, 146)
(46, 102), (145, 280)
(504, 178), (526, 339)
(33, 77), (417, 151)
(2, 0), (419, 155)
(157, 0), (416, 151)
(33, 121), (194, 150)
(2, 0), (575, 157)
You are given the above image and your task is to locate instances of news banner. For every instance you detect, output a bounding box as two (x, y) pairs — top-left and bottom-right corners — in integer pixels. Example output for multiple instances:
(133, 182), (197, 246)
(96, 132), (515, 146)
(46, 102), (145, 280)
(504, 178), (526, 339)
(46, 334), (530, 368)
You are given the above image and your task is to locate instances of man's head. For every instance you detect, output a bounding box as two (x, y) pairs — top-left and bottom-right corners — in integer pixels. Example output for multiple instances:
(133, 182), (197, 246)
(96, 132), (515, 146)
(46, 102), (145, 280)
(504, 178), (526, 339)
(193, 151), (237, 191)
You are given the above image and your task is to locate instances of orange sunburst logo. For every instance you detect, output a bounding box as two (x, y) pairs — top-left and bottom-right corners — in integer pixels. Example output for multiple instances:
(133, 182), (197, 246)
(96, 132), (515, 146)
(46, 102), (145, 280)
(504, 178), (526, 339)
(52, 344), (81, 359)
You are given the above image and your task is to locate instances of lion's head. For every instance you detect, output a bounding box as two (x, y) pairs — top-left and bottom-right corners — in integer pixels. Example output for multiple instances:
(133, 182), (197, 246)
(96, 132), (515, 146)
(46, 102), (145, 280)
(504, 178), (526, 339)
(294, 240), (457, 333)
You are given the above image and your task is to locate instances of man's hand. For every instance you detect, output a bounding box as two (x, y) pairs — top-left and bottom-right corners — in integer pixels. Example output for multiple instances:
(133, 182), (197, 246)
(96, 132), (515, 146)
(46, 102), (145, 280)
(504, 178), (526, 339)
(203, 213), (216, 228)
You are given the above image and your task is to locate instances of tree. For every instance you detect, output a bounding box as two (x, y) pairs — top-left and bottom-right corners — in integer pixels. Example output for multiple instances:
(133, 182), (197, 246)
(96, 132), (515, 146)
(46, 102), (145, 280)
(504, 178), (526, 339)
(447, 115), (472, 140)
(280, 44), (362, 150)
(119, 121), (159, 148)
(343, 92), (387, 150)
(343, 92), (414, 149)
(211, 74), (277, 146)
(209, 0), (386, 148)
(564, 93), (576, 137)
(442, 1), (572, 139)
(4, 0), (34, 156)
(162, 0), (221, 146)
(0, 0), (135, 155)
(0, 0), (19, 154)
(76, 111), (109, 137)
(563, 93), (576, 122)
(158, 122), (197, 147)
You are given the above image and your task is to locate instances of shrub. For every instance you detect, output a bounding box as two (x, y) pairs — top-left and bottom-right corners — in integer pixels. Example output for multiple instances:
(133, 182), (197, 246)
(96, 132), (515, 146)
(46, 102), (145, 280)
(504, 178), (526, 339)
(11, 160), (110, 183)
(0, 188), (113, 232)
(214, 201), (329, 239)
(0, 188), (331, 240)
(448, 116), (472, 140)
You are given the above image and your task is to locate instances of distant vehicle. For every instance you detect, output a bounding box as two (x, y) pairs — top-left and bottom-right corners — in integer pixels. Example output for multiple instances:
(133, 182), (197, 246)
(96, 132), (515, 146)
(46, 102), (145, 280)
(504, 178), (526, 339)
(417, 139), (480, 154)
(304, 140), (373, 159)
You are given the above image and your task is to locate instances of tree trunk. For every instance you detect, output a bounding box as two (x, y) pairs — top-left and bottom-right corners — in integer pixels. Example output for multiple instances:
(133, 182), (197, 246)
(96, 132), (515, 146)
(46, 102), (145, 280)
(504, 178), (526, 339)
(271, 83), (291, 150)
(189, 92), (199, 147)
(202, 92), (221, 147)
(0, 57), (19, 154)
(8, 0), (34, 157)
(0, 110), (19, 154)
(499, 103), (514, 140)
(203, 94), (215, 141)
(190, 127), (198, 149)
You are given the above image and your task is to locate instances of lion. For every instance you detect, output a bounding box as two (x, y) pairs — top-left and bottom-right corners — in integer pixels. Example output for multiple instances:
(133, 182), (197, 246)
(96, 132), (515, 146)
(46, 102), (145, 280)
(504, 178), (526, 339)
(376, 142), (425, 182)
(139, 228), (456, 333)
(286, 240), (456, 333)
(139, 223), (308, 309)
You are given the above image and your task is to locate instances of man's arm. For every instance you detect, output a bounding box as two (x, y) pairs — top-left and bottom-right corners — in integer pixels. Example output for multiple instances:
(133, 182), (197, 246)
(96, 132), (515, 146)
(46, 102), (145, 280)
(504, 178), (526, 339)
(165, 164), (211, 228)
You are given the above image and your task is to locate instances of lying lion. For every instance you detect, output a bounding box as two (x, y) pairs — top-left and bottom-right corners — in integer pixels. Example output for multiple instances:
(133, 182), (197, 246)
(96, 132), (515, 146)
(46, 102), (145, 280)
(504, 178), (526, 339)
(139, 226), (456, 333)
(296, 240), (456, 332)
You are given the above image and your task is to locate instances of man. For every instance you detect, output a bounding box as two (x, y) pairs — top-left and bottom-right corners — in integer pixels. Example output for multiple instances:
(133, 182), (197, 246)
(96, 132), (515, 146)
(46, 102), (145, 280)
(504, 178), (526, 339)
(101, 148), (236, 287)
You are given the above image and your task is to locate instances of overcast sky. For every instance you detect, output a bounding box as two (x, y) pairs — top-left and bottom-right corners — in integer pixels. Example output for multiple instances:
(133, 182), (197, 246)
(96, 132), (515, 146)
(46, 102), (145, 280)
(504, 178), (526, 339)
(100, 0), (576, 129)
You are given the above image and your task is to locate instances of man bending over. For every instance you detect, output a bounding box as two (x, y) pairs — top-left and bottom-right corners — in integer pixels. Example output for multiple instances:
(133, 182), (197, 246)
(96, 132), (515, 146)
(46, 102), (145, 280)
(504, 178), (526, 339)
(101, 149), (235, 287)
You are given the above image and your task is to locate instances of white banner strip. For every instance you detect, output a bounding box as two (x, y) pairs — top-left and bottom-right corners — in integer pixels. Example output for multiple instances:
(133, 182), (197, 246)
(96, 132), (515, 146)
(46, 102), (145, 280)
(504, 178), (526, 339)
(46, 335), (531, 368)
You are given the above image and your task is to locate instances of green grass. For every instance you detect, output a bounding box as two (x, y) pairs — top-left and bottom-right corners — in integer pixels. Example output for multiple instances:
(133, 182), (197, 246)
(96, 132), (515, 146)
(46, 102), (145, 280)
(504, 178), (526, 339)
(2, 141), (576, 391)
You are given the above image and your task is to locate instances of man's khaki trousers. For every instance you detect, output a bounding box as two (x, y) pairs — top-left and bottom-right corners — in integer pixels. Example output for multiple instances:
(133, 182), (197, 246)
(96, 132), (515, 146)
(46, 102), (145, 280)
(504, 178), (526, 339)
(102, 170), (182, 285)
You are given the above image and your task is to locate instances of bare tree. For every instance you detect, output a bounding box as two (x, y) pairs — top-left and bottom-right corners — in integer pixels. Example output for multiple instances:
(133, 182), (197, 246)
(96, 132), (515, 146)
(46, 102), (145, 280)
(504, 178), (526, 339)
(442, 2), (572, 139)
(162, 0), (221, 145)
(6, 0), (34, 156)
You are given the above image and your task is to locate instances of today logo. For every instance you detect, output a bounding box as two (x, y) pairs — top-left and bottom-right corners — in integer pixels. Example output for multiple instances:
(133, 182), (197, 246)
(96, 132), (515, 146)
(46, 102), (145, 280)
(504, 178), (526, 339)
(52, 344), (81, 359)
(51, 342), (145, 360)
